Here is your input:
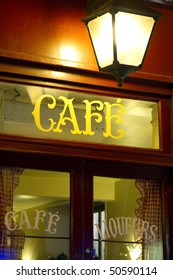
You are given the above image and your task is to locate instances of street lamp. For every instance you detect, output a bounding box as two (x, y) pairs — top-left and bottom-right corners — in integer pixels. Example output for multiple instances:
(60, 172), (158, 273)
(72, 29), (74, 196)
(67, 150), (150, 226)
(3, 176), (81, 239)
(82, 0), (161, 86)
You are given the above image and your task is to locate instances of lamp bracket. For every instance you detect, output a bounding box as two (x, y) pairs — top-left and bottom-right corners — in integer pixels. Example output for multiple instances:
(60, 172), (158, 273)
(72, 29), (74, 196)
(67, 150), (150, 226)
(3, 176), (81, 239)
(103, 64), (141, 87)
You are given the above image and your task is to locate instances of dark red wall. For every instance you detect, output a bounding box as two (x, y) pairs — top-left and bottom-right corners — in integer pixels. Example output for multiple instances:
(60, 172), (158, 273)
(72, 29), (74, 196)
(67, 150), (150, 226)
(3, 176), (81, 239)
(0, 0), (173, 78)
(141, 5), (173, 77)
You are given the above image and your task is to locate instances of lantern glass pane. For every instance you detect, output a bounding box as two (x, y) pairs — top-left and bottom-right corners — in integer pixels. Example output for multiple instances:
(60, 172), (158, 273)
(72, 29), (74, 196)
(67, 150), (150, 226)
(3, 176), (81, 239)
(88, 12), (114, 68)
(115, 12), (155, 66)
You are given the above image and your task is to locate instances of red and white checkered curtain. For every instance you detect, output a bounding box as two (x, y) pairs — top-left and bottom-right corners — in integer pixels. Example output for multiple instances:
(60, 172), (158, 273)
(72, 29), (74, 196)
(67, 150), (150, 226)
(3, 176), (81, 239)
(0, 166), (25, 259)
(135, 179), (162, 260)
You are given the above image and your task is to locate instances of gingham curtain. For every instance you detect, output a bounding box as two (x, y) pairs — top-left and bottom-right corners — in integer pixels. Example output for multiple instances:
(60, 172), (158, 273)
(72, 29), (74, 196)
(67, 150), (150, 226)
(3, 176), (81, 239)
(0, 166), (25, 260)
(135, 179), (162, 260)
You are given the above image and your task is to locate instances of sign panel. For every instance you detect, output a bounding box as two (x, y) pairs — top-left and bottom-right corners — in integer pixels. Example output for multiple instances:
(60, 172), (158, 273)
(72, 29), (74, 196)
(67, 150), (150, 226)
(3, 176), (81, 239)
(0, 82), (159, 149)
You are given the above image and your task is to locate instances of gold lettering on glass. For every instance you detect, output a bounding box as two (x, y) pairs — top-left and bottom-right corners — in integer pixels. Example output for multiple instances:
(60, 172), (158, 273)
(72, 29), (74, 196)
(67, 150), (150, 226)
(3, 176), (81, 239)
(32, 94), (125, 140)
(31, 94), (57, 132)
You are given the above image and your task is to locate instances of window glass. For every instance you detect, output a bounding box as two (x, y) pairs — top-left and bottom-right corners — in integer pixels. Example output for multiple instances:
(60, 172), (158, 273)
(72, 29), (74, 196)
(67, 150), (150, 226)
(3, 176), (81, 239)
(0, 167), (70, 260)
(93, 176), (163, 260)
(0, 82), (159, 149)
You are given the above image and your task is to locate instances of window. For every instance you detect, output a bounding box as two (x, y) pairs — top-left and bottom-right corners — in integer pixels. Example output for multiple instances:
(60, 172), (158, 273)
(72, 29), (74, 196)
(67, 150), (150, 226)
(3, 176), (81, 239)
(0, 82), (159, 149)
(0, 167), (70, 260)
(93, 176), (163, 260)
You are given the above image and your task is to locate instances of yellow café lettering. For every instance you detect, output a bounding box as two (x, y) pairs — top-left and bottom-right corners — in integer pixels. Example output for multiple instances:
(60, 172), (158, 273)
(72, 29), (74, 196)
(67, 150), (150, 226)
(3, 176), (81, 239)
(31, 94), (125, 139)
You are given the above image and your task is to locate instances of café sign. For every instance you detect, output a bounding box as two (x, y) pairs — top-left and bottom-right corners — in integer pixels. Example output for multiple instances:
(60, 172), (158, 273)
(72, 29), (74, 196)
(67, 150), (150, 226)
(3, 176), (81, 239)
(5, 209), (60, 234)
(3, 209), (157, 243)
(31, 95), (125, 139)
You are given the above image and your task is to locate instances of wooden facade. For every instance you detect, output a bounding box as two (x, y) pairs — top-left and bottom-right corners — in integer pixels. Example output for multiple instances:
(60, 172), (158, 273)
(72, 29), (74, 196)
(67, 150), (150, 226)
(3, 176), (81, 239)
(0, 0), (173, 260)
